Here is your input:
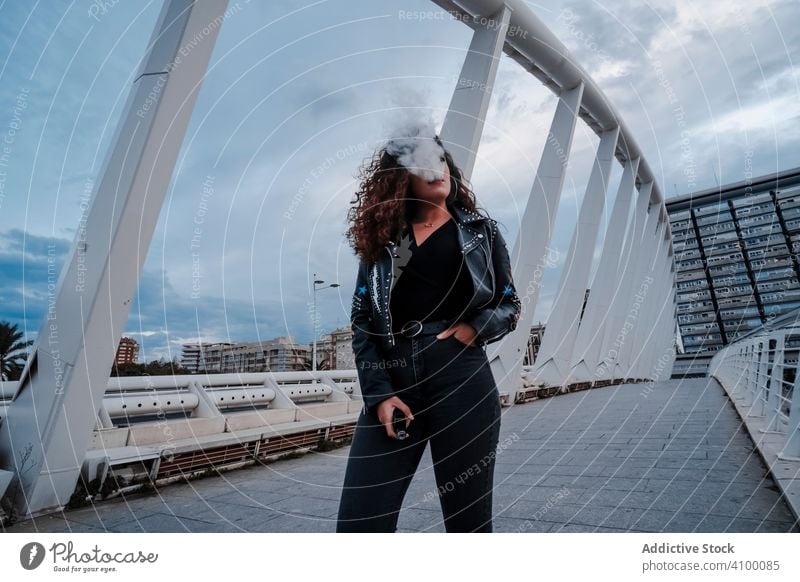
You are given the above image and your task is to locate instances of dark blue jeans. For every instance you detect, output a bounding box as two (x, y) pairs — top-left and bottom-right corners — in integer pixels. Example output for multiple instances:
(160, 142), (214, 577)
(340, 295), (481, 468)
(336, 332), (502, 532)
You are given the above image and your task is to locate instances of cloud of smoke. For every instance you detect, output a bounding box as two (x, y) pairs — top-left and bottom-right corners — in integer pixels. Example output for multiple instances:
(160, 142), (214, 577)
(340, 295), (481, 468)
(384, 109), (446, 183)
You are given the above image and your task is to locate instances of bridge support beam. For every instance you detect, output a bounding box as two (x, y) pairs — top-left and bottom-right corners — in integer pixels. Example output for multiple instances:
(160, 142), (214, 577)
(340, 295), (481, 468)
(531, 127), (619, 387)
(596, 180), (653, 380)
(643, 213), (677, 379)
(567, 156), (640, 384)
(629, 201), (672, 381)
(0, 0), (229, 519)
(640, 238), (674, 379)
(440, 4), (510, 180)
(628, 208), (675, 378)
(491, 80), (585, 405)
(619, 189), (661, 378)
(659, 263), (678, 375)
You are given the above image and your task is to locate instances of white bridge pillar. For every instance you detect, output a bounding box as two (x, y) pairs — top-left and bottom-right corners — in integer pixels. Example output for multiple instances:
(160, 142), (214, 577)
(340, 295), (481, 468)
(633, 224), (670, 378)
(624, 202), (666, 378)
(530, 127), (620, 387)
(626, 205), (674, 378)
(649, 234), (677, 377)
(596, 181), (653, 380)
(0, 0), (230, 519)
(491, 80), (585, 405)
(644, 223), (675, 377)
(440, 4), (510, 179)
(567, 156), (640, 384)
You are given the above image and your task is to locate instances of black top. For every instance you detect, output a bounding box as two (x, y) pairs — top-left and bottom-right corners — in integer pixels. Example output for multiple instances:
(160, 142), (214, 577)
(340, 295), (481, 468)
(389, 218), (476, 333)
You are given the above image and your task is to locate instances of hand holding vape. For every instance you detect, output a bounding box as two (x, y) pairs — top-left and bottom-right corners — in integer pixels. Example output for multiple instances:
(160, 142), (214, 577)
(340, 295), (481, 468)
(392, 407), (411, 440)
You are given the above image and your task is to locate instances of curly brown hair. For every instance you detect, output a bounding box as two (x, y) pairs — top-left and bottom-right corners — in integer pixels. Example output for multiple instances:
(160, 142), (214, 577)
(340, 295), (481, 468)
(345, 135), (487, 264)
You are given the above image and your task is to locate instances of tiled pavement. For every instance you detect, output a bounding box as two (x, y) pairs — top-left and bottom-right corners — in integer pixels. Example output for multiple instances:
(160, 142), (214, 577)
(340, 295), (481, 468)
(3, 377), (799, 533)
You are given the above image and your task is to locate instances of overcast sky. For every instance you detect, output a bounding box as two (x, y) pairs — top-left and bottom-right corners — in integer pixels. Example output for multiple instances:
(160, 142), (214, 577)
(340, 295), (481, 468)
(0, 0), (798, 362)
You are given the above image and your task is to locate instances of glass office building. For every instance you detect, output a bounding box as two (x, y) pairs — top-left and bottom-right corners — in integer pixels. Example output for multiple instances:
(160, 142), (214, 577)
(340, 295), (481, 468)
(666, 166), (800, 353)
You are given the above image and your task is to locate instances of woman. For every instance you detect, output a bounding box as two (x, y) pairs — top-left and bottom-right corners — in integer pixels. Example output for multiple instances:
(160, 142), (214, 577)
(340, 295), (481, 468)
(336, 130), (521, 533)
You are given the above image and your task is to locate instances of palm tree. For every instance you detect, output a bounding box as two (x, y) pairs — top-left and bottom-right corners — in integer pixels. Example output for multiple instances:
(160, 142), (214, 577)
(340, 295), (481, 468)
(0, 321), (34, 381)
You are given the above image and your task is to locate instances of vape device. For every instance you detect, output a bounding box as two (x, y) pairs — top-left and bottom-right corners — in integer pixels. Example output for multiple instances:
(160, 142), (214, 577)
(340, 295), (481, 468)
(392, 408), (410, 440)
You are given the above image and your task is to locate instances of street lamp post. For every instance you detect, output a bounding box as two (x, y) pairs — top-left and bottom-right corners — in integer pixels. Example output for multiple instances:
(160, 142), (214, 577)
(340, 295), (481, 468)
(312, 273), (340, 373)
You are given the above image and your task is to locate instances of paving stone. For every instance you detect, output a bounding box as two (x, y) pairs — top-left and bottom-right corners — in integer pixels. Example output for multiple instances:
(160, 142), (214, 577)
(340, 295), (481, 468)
(4, 517), (108, 534)
(580, 488), (664, 511)
(228, 512), (337, 533)
(189, 501), (287, 531)
(261, 494), (340, 519)
(542, 464), (608, 477)
(500, 500), (614, 526)
(201, 487), (296, 509)
(549, 523), (631, 533)
(395, 507), (446, 532)
(108, 512), (237, 533)
(494, 516), (554, 533)
(493, 484), (584, 504)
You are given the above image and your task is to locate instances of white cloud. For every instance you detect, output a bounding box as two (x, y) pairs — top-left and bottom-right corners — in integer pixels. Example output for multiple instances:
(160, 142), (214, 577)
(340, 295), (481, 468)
(697, 90), (800, 137)
(649, 0), (777, 57)
(592, 58), (636, 82)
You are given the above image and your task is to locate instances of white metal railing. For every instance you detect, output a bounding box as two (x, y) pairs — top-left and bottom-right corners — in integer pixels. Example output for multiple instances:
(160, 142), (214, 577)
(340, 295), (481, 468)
(107, 370), (357, 425)
(0, 380), (14, 424)
(1, 370), (358, 427)
(0, 379), (16, 400)
(709, 326), (800, 460)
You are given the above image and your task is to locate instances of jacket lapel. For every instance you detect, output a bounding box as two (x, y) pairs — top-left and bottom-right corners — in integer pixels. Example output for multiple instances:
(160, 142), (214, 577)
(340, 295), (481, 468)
(449, 201), (486, 254)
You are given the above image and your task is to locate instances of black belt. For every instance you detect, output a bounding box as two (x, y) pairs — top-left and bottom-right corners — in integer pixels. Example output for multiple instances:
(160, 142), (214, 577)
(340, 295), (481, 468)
(395, 318), (454, 339)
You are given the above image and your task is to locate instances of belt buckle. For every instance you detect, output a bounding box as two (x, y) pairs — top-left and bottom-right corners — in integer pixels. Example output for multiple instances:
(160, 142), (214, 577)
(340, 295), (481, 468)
(400, 320), (423, 338)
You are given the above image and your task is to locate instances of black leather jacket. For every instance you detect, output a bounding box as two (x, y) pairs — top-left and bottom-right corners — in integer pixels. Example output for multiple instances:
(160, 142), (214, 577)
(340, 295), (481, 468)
(350, 200), (522, 414)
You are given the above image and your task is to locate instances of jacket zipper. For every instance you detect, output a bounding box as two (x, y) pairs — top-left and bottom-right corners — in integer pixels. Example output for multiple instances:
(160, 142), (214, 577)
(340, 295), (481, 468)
(474, 224), (504, 344)
(477, 240), (495, 309)
(385, 245), (395, 347)
(459, 223), (494, 312)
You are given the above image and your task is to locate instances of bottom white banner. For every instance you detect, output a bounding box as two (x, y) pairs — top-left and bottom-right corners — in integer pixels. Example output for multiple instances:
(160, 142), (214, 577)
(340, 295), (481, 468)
(1, 532), (798, 581)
